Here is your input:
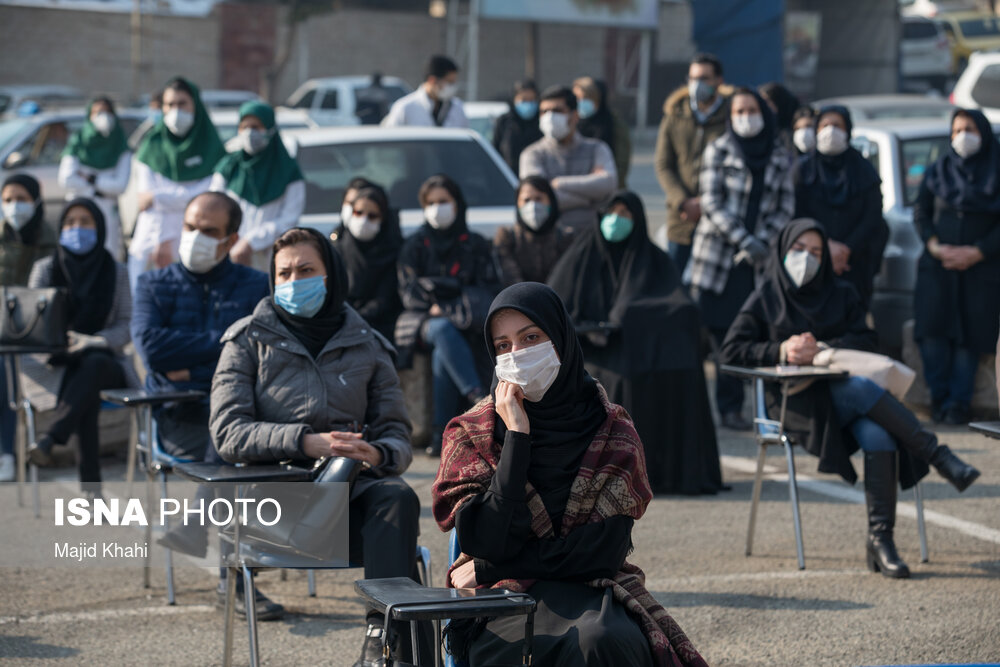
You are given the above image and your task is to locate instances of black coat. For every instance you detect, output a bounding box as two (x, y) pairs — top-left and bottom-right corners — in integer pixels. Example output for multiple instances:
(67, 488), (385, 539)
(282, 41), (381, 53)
(913, 181), (1000, 353)
(492, 110), (542, 177)
(721, 277), (927, 488)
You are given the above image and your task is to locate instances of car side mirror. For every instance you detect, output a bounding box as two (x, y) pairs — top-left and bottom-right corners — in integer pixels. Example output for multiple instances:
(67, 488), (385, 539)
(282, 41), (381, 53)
(3, 151), (28, 170)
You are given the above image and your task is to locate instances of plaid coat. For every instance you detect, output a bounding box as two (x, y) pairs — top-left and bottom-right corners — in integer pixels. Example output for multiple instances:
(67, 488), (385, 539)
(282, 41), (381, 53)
(684, 132), (795, 294)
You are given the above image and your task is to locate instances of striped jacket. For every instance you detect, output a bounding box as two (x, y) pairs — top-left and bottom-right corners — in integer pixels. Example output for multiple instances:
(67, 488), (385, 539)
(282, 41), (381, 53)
(684, 132), (795, 294)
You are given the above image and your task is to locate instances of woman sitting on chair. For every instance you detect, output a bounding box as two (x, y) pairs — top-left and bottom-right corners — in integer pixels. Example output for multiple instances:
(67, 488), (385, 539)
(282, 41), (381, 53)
(432, 282), (707, 667)
(720, 218), (980, 578)
(209, 227), (428, 665)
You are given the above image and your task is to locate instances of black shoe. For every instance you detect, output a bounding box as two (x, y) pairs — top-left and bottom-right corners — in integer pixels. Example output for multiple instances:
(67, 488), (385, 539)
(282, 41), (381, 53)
(353, 622), (387, 667)
(866, 532), (910, 579)
(720, 412), (752, 431)
(930, 445), (980, 492)
(930, 403), (947, 424)
(157, 523), (208, 558)
(943, 404), (970, 426)
(215, 586), (285, 621)
(864, 451), (910, 579)
(27, 435), (54, 467)
(425, 427), (444, 458)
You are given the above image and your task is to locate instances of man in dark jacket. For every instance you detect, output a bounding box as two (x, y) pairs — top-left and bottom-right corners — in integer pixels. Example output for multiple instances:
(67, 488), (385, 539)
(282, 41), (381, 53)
(654, 53), (731, 273)
(131, 191), (277, 616)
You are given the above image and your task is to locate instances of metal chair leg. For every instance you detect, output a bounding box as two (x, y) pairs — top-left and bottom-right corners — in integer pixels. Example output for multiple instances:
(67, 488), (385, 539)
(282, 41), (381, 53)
(783, 437), (805, 570)
(23, 400), (39, 518)
(746, 443), (767, 556)
(144, 469), (155, 589)
(914, 482), (929, 563)
(222, 566), (237, 667)
(243, 563), (260, 667)
(160, 470), (175, 605)
(15, 408), (25, 507)
(307, 569), (316, 597)
(410, 620), (420, 667)
(125, 409), (138, 497)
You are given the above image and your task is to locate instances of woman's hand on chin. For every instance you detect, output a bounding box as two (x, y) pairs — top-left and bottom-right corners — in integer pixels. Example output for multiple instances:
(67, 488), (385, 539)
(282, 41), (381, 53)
(495, 381), (530, 434)
(450, 559), (478, 588)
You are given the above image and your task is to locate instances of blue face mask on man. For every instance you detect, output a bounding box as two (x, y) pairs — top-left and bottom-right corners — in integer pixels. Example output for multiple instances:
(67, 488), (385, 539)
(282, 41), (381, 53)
(59, 227), (99, 255)
(600, 213), (633, 243)
(273, 275), (327, 318)
(514, 100), (538, 120)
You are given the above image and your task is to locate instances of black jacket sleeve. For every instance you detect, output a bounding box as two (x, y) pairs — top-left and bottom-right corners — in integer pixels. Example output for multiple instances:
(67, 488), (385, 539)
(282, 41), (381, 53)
(473, 515), (633, 584)
(912, 179), (936, 244)
(720, 299), (781, 366)
(824, 294), (879, 352)
(843, 184), (886, 254)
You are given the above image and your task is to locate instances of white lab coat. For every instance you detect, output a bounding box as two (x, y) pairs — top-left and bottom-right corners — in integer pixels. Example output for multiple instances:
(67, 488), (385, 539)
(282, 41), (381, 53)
(128, 161), (213, 290)
(209, 173), (306, 272)
(381, 87), (468, 128)
(57, 152), (132, 261)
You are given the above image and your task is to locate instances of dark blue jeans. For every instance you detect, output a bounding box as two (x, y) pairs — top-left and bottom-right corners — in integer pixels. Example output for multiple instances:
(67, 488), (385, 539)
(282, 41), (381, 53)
(0, 364), (14, 457)
(668, 241), (692, 276)
(918, 337), (979, 411)
(422, 318), (483, 428)
(828, 376), (895, 452)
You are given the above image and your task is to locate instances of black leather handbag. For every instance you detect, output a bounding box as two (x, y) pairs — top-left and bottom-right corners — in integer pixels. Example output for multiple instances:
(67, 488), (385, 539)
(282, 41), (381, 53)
(0, 287), (70, 348)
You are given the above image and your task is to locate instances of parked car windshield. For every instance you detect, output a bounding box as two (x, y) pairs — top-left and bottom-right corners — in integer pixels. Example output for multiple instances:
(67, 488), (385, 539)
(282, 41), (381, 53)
(900, 134), (951, 206)
(971, 64), (1000, 108)
(0, 118), (30, 153)
(295, 138), (514, 214)
(959, 17), (1000, 38)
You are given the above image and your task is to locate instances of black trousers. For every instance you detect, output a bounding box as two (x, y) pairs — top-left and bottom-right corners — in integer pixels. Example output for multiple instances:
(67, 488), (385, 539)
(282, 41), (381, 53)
(47, 349), (126, 488)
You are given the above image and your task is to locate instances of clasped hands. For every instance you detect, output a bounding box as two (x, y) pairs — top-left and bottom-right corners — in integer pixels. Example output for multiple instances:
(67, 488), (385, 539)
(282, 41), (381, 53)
(928, 238), (983, 271)
(784, 332), (820, 366)
(66, 331), (107, 355)
(302, 430), (383, 468)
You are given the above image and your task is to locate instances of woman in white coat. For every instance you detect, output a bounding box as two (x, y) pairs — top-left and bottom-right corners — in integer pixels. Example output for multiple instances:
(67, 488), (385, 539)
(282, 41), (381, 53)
(211, 101), (305, 272)
(58, 96), (131, 260)
(130, 77), (225, 290)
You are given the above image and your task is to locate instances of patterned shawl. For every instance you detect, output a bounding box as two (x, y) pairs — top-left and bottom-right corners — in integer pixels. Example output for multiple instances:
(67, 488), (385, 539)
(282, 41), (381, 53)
(432, 386), (709, 667)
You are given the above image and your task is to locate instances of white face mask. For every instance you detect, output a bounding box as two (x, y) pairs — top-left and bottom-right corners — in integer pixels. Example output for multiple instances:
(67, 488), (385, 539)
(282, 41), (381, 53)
(494, 340), (561, 403)
(238, 128), (271, 156)
(783, 249), (821, 288)
(2, 200), (37, 231)
(732, 113), (764, 138)
(816, 125), (848, 156)
(518, 201), (550, 231)
(539, 111), (571, 141)
(164, 109), (195, 137)
(340, 202), (353, 225)
(952, 131), (982, 159)
(91, 112), (116, 137)
(425, 202), (456, 230)
(347, 213), (380, 242)
(178, 229), (224, 274)
(793, 127), (816, 154)
(437, 82), (458, 101)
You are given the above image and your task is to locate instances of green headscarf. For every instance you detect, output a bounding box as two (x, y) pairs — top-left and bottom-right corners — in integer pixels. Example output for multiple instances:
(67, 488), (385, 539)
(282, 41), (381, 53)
(62, 99), (130, 170)
(214, 100), (304, 207)
(135, 77), (226, 182)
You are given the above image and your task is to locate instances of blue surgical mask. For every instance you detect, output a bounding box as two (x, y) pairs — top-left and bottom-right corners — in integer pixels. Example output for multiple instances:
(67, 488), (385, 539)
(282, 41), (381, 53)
(59, 227), (99, 255)
(577, 98), (597, 119)
(273, 275), (327, 318)
(514, 100), (538, 120)
(600, 213), (633, 243)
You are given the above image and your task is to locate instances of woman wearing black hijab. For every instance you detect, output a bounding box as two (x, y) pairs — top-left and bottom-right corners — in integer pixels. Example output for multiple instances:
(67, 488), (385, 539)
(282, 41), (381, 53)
(396, 174), (502, 456)
(334, 183), (404, 341)
(914, 109), (1000, 425)
(686, 87), (795, 431)
(24, 198), (135, 494)
(494, 175), (574, 287)
(548, 191), (722, 494)
(433, 282), (708, 667)
(210, 226), (430, 662)
(721, 218), (979, 578)
(795, 105), (888, 309)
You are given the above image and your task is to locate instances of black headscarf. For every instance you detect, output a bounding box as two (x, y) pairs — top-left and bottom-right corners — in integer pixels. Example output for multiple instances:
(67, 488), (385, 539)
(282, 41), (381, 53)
(759, 82), (800, 133)
(798, 105), (880, 208)
(485, 282), (606, 495)
(419, 174), (469, 258)
(338, 184), (404, 305)
(577, 80), (616, 150)
(548, 191), (702, 374)
(2, 173), (46, 244)
(269, 227), (349, 358)
(514, 175), (562, 236)
(924, 108), (1000, 214)
(50, 198), (117, 335)
(756, 217), (858, 338)
(729, 88), (777, 172)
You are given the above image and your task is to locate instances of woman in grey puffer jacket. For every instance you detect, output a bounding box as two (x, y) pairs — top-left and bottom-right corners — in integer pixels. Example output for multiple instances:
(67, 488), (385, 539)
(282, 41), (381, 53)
(210, 227), (428, 666)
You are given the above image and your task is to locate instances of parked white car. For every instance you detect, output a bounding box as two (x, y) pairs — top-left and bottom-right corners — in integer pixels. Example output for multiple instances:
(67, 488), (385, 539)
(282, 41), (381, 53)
(901, 15), (955, 91)
(463, 101), (509, 144)
(0, 85), (87, 120)
(811, 94), (955, 121)
(281, 76), (412, 126)
(279, 126), (517, 240)
(950, 50), (1000, 122)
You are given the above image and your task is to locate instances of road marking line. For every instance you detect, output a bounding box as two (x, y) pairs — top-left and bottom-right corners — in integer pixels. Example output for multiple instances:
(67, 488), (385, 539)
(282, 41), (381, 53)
(647, 568), (866, 588)
(0, 604), (215, 626)
(721, 455), (1000, 545)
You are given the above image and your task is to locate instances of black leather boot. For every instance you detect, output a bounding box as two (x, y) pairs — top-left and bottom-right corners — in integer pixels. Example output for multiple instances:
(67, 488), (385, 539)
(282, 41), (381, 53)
(866, 393), (980, 492)
(864, 451), (910, 579)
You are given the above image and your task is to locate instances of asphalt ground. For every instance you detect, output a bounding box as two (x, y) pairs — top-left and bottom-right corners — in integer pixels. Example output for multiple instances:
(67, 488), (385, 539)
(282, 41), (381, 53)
(2, 138), (998, 666)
